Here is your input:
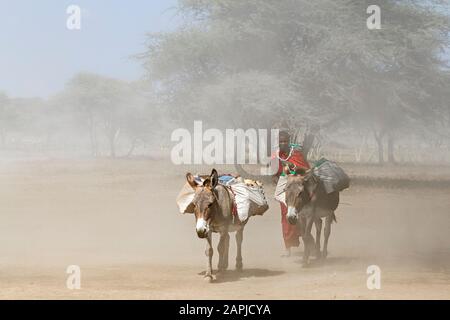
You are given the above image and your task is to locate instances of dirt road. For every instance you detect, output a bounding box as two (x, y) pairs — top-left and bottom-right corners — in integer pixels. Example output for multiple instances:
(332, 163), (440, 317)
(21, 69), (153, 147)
(0, 160), (449, 299)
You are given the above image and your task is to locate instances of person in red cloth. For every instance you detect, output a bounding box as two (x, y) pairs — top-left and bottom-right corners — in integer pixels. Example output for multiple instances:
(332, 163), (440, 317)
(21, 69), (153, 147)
(272, 130), (310, 257)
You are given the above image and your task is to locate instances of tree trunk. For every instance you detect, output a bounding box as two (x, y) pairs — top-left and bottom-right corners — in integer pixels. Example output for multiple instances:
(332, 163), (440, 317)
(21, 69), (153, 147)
(354, 134), (367, 163)
(373, 130), (385, 164)
(88, 113), (97, 157)
(387, 133), (396, 164)
(109, 127), (120, 158)
(109, 137), (116, 158)
(0, 128), (5, 148)
(126, 138), (137, 158)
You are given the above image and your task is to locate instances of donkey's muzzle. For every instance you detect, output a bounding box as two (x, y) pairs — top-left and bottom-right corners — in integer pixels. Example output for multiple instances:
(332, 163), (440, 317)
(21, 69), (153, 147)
(287, 215), (298, 225)
(197, 229), (209, 238)
(287, 206), (298, 225)
(196, 218), (208, 238)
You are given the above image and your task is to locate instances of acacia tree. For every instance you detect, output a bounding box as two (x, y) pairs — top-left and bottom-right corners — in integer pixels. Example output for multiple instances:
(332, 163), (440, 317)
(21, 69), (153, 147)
(0, 92), (13, 147)
(65, 73), (102, 156)
(263, 0), (450, 163)
(142, 0), (450, 164)
(65, 73), (143, 158)
(116, 81), (158, 157)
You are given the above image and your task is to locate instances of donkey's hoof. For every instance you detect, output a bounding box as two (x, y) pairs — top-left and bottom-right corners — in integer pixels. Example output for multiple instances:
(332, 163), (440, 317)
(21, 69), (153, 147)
(218, 263), (229, 272)
(204, 275), (214, 283)
(235, 264), (243, 272)
(217, 267), (228, 274)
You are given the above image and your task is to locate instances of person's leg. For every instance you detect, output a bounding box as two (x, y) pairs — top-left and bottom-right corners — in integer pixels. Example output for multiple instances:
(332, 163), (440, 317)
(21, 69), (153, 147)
(280, 203), (300, 257)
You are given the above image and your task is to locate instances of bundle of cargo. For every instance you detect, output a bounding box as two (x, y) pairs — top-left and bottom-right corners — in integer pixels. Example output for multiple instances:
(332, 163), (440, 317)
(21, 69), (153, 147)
(176, 174), (269, 223)
(274, 157), (350, 205)
(312, 158), (350, 194)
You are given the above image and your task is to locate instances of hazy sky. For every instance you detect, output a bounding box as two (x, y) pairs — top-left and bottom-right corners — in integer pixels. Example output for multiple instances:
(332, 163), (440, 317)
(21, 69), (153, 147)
(1, 1), (448, 99)
(0, 0), (179, 98)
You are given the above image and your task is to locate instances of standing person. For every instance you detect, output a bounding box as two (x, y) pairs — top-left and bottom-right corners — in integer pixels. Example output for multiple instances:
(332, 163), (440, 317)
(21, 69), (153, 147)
(273, 130), (310, 257)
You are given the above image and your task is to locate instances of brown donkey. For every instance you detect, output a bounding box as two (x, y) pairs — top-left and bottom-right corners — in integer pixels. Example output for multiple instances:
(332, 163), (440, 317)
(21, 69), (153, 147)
(186, 169), (248, 282)
(284, 168), (339, 267)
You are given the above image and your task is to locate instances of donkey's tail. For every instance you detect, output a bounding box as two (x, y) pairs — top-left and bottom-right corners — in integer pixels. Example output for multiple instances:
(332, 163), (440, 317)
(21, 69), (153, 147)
(331, 212), (337, 223)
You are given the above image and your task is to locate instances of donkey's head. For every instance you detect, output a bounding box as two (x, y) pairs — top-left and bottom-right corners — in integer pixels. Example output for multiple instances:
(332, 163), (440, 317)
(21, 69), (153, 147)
(186, 169), (219, 238)
(284, 166), (319, 225)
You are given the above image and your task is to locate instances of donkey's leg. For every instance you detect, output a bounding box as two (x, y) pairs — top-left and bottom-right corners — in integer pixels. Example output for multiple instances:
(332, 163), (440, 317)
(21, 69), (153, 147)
(224, 232), (230, 270)
(323, 214), (332, 259)
(302, 216), (314, 267)
(204, 232), (214, 281)
(314, 218), (322, 259)
(217, 233), (224, 271)
(217, 232), (230, 271)
(235, 228), (244, 271)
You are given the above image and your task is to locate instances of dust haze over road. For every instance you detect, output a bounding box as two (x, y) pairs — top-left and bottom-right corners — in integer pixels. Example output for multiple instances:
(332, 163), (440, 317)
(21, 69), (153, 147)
(1, 0), (450, 300)
(0, 160), (448, 299)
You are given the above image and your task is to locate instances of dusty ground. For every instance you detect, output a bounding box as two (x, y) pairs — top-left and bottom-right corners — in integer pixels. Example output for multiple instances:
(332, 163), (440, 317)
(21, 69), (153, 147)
(0, 159), (449, 299)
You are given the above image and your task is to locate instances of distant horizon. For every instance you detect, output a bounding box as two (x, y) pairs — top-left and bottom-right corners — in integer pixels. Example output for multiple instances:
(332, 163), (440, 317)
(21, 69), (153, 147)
(0, 0), (179, 99)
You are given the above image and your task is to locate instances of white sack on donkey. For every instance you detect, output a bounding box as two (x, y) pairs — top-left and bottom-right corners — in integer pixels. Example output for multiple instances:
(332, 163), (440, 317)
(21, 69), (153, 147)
(176, 174), (268, 223)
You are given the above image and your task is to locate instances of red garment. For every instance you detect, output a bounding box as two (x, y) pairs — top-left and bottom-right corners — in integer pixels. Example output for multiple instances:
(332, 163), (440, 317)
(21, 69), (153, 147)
(276, 147), (309, 249)
(280, 202), (301, 249)
(276, 148), (310, 175)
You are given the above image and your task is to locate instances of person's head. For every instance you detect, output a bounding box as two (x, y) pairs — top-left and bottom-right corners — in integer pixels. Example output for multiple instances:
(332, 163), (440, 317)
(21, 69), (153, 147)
(279, 130), (290, 154)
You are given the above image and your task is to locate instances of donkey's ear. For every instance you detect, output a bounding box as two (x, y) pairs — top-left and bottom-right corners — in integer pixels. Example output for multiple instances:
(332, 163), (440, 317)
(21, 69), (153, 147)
(186, 173), (197, 190)
(203, 178), (211, 188)
(210, 169), (219, 189)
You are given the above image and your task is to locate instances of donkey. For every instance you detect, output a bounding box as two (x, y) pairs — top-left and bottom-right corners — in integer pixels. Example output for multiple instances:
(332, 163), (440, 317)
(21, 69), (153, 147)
(186, 169), (248, 282)
(284, 168), (339, 267)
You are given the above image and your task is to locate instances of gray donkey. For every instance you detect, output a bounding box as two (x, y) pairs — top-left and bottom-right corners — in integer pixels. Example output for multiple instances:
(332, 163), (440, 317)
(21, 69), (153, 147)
(186, 169), (248, 282)
(284, 167), (339, 267)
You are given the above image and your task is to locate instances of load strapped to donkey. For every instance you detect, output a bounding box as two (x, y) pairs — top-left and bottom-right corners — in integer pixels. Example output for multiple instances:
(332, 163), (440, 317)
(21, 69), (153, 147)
(275, 157), (350, 205)
(176, 173), (269, 223)
(312, 158), (350, 194)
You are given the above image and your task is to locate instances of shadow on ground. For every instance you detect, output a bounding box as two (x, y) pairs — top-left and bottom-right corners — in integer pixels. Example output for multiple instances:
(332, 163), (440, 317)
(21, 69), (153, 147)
(198, 268), (285, 283)
(292, 256), (360, 268)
